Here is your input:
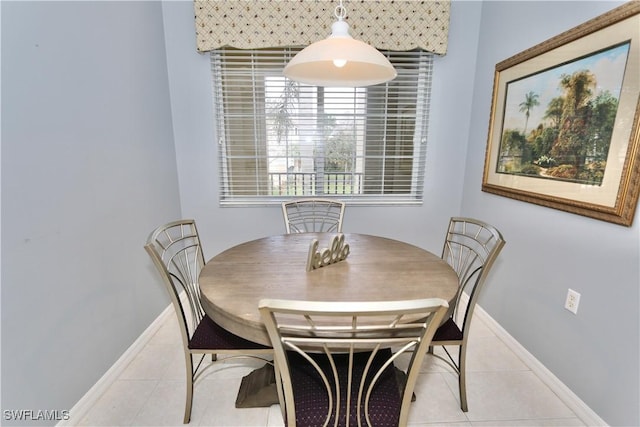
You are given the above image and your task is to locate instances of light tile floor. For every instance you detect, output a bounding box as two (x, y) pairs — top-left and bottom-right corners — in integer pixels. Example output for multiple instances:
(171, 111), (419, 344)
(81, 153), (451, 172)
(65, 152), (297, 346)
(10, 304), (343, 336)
(77, 313), (586, 427)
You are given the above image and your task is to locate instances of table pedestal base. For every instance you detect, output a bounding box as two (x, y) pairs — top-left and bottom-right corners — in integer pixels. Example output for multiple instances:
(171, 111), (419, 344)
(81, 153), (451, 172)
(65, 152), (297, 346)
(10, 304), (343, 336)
(235, 363), (279, 408)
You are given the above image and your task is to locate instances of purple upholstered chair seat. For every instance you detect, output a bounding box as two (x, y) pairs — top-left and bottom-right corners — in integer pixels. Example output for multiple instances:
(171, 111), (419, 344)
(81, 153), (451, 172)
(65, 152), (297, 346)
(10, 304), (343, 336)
(432, 317), (464, 342)
(189, 315), (270, 351)
(287, 349), (401, 427)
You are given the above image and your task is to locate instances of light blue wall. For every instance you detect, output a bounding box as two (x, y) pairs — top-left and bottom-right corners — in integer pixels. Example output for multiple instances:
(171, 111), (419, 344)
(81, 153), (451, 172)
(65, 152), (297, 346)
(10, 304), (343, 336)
(1, 1), (181, 425)
(462, 2), (639, 426)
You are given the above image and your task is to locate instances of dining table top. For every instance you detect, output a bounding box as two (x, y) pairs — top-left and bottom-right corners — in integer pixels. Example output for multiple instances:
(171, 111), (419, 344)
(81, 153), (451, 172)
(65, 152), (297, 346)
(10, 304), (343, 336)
(198, 232), (459, 346)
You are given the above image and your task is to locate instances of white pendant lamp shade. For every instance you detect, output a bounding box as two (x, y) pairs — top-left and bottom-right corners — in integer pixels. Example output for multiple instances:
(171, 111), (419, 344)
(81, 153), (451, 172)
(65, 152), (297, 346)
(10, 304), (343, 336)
(283, 10), (397, 87)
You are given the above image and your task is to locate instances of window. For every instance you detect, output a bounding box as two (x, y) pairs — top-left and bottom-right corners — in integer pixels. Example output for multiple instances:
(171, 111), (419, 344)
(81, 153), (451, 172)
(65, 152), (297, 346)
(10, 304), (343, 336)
(211, 48), (433, 205)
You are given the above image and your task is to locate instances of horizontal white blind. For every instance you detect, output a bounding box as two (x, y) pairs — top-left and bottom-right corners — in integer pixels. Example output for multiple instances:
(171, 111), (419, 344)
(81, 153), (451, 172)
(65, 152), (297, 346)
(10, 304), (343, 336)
(211, 48), (433, 206)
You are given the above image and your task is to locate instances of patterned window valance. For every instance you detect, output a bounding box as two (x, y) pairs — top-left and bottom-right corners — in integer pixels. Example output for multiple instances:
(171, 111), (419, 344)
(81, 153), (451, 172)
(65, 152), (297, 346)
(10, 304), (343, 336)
(194, 0), (450, 55)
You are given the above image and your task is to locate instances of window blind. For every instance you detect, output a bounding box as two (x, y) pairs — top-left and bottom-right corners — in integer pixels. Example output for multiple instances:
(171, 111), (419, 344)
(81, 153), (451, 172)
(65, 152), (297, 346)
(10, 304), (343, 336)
(211, 47), (433, 206)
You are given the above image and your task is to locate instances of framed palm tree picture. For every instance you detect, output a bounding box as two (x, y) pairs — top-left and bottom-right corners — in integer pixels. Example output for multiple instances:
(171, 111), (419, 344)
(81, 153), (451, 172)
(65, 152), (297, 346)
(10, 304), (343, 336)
(482, 2), (640, 226)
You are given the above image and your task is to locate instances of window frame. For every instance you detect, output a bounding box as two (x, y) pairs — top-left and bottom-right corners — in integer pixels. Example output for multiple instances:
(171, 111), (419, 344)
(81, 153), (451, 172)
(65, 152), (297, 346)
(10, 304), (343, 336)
(211, 48), (433, 206)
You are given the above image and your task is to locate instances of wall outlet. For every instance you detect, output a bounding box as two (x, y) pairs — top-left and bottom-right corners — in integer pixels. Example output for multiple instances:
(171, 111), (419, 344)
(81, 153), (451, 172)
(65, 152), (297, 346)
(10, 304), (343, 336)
(564, 288), (580, 314)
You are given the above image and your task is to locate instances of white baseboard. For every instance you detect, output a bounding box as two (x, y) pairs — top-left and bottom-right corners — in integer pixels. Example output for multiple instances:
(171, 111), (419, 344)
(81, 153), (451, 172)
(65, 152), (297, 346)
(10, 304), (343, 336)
(57, 304), (175, 427)
(473, 304), (608, 427)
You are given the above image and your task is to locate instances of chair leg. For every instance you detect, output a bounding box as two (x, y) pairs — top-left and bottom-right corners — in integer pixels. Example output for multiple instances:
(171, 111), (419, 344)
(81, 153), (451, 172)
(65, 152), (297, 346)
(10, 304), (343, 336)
(458, 344), (468, 412)
(184, 353), (194, 424)
(273, 365), (286, 422)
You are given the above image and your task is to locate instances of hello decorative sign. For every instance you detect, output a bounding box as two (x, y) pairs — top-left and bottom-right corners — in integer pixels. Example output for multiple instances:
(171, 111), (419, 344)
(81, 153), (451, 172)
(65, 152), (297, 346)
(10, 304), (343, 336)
(306, 234), (350, 271)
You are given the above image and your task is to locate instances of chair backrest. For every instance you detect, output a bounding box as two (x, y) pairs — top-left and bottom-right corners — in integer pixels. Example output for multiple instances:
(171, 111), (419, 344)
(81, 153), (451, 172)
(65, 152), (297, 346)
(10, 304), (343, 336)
(282, 198), (346, 233)
(441, 217), (505, 335)
(145, 219), (206, 348)
(259, 298), (449, 427)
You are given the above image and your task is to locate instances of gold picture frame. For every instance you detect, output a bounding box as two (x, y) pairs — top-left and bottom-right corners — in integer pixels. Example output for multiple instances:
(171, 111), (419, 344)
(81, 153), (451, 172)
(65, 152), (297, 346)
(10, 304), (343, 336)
(482, 2), (640, 226)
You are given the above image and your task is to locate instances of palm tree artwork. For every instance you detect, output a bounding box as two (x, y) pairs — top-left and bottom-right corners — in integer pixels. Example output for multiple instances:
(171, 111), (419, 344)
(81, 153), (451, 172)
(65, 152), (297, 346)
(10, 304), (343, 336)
(496, 42), (629, 185)
(519, 91), (540, 136)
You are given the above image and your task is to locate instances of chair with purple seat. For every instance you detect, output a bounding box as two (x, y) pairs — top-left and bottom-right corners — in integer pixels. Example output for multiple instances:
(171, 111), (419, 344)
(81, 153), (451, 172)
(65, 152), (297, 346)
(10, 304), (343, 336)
(259, 298), (449, 426)
(145, 219), (272, 423)
(428, 217), (506, 412)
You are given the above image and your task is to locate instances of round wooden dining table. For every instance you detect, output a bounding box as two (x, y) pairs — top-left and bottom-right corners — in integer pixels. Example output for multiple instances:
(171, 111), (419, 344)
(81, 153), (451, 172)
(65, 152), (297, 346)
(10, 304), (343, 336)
(199, 232), (459, 346)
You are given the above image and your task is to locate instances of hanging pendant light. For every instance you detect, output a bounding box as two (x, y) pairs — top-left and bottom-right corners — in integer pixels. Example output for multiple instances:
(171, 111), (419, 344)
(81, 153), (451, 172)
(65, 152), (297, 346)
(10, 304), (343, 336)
(283, 0), (397, 87)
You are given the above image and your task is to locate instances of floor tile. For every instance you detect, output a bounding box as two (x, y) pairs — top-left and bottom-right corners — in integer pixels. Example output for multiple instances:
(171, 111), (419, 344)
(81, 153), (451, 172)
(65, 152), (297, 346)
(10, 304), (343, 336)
(266, 404), (285, 427)
(471, 418), (585, 426)
(407, 373), (469, 425)
(464, 335), (529, 372)
(159, 349), (189, 381)
(70, 309), (590, 427)
(130, 380), (186, 426)
(465, 316), (494, 339)
(450, 371), (576, 422)
(75, 380), (157, 426)
(415, 422), (472, 427)
(119, 343), (180, 380)
(197, 377), (271, 426)
(148, 317), (183, 347)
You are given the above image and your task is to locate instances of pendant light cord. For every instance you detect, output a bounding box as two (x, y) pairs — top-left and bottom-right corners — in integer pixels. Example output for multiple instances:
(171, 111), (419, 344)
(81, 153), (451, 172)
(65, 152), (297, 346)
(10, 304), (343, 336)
(334, 0), (347, 21)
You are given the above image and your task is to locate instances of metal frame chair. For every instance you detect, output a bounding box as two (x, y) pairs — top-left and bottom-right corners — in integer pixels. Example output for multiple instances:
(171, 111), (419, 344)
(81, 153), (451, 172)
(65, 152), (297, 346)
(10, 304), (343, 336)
(145, 219), (272, 423)
(429, 217), (506, 412)
(282, 198), (346, 233)
(260, 298), (449, 427)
